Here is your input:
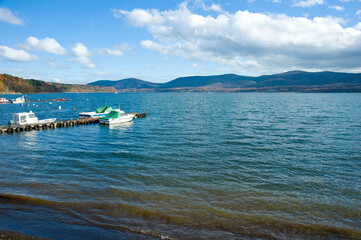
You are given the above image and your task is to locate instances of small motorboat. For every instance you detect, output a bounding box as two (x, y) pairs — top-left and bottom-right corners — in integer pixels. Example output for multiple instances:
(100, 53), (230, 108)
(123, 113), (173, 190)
(10, 96), (25, 104)
(0, 98), (9, 103)
(79, 106), (116, 118)
(9, 111), (56, 125)
(99, 110), (134, 125)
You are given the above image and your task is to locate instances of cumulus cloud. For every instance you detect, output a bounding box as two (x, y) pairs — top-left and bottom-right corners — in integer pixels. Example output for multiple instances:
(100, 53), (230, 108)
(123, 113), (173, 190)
(114, 3), (361, 73)
(70, 43), (95, 68)
(292, 0), (324, 7)
(0, 7), (24, 25)
(329, 5), (345, 11)
(355, 22), (361, 30)
(98, 43), (132, 56)
(22, 37), (67, 55)
(190, 0), (224, 12)
(98, 48), (123, 56)
(72, 42), (91, 57)
(69, 56), (95, 68)
(0, 46), (38, 62)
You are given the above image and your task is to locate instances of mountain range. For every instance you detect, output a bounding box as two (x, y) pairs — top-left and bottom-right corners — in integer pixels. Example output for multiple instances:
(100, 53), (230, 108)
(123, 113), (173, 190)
(89, 71), (361, 92)
(1, 71), (361, 94)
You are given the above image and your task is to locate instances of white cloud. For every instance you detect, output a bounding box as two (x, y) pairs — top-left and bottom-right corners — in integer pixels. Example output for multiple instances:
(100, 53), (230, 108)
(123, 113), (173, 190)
(0, 46), (38, 62)
(69, 56), (95, 68)
(98, 43), (132, 56)
(23, 37), (67, 55)
(209, 4), (223, 12)
(116, 4), (361, 73)
(292, 0), (324, 7)
(71, 42), (91, 57)
(357, 10), (361, 15)
(190, 0), (224, 12)
(98, 48), (123, 56)
(329, 5), (345, 11)
(70, 43), (95, 68)
(53, 78), (61, 83)
(0, 7), (24, 25)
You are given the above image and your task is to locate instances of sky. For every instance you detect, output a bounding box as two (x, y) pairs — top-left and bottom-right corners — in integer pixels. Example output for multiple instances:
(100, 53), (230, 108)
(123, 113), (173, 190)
(0, 0), (361, 84)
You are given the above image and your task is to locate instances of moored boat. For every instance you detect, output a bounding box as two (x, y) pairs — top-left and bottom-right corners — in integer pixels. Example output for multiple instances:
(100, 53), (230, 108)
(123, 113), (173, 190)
(9, 111), (56, 125)
(0, 98), (9, 103)
(79, 106), (116, 118)
(10, 96), (25, 104)
(99, 110), (134, 125)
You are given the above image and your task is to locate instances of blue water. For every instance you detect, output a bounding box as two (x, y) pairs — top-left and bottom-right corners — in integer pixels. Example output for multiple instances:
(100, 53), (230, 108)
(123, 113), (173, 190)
(0, 92), (360, 239)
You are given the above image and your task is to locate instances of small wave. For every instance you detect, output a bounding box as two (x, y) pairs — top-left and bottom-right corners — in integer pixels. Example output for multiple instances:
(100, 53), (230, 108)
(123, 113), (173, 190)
(1, 193), (361, 239)
(0, 193), (174, 239)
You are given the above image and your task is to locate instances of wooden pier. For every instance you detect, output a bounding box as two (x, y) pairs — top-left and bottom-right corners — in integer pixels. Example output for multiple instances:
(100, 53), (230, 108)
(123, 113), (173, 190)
(0, 113), (146, 134)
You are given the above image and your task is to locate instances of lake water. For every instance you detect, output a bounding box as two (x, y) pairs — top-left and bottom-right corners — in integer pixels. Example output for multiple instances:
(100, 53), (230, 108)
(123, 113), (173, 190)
(0, 92), (360, 239)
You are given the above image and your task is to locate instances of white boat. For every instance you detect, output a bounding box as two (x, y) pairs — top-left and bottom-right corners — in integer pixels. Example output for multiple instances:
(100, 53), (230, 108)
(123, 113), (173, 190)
(10, 96), (25, 104)
(99, 110), (134, 125)
(0, 98), (9, 103)
(10, 111), (56, 125)
(79, 106), (116, 118)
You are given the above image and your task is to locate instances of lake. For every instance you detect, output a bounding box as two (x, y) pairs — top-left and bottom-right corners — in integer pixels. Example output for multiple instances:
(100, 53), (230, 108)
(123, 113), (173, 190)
(0, 92), (360, 239)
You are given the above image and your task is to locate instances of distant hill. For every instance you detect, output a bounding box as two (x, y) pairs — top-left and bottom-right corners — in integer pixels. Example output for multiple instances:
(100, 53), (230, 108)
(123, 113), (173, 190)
(163, 74), (256, 88)
(88, 71), (361, 92)
(0, 74), (117, 94)
(89, 78), (161, 89)
(253, 71), (361, 87)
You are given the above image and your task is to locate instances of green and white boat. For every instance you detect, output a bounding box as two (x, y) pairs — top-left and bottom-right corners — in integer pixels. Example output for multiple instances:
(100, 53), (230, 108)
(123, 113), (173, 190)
(79, 106), (115, 118)
(99, 110), (134, 125)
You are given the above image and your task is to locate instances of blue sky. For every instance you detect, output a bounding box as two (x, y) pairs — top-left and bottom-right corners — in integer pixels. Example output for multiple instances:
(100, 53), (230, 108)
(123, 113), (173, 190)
(0, 0), (361, 84)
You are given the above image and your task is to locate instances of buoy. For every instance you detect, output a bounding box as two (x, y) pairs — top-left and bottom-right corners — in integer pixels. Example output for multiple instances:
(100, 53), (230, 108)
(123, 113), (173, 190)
(58, 106), (61, 110)
(47, 106), (49, 108)
(74, 108), (76, 110)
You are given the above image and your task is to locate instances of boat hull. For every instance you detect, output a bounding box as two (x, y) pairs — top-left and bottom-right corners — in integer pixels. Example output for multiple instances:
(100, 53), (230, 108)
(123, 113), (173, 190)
(99, 115), (133, 125)
(79, 112), (109, 118)
(38, 118), (57, 124)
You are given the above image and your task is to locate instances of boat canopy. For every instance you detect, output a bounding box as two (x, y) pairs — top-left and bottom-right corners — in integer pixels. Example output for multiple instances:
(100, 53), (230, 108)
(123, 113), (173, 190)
(95, 106), (113, 113)
(102, 110), (120, 120)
